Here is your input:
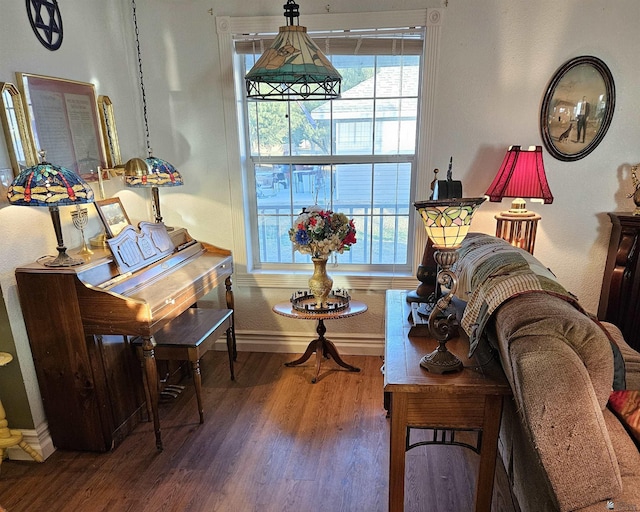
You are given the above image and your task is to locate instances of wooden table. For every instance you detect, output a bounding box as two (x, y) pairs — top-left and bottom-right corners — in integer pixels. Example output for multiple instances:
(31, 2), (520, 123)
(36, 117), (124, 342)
(273, 300), (367, 383)
(384, 290), (511, 512)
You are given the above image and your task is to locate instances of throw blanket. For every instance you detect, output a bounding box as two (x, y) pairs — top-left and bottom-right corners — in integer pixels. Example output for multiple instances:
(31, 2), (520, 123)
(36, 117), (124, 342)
(453, 233), (579, 356)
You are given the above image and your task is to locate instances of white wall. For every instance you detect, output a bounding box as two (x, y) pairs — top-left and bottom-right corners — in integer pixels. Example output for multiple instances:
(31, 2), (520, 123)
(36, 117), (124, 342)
(1, 0), (638, 450)
(0, 1), (145, 437)
(432, 1), (639, 312)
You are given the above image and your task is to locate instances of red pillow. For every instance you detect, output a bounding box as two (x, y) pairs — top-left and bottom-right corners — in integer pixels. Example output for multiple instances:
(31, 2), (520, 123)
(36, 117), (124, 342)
(609, 390), (640, 443)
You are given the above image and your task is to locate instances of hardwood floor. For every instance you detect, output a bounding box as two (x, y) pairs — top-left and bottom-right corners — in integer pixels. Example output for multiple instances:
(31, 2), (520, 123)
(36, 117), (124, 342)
(0, 352), (516, 512)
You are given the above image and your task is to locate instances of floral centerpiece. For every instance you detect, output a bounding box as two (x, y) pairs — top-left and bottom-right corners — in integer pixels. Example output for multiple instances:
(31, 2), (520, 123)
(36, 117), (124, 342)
(289, 205), (357, 259)
(289, 206), (357, 308)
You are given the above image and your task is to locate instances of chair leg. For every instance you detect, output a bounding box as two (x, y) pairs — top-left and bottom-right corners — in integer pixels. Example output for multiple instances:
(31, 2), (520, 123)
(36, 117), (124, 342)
(18, 439), (43, 463)
(231, 315), (237, 361)
(226, 327), (235, 381)
(191, 360), (204, 424)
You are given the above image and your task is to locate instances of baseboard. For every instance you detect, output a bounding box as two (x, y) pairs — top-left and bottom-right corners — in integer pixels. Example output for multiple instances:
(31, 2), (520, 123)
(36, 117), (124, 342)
(6, 420), (55, 461)
(214, 329), (385, 356)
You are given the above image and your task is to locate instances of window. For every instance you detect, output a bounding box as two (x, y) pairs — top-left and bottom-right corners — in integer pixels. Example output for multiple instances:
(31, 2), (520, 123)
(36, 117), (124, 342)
(218, 9), (442, 281)
(236, 30), (424, 272)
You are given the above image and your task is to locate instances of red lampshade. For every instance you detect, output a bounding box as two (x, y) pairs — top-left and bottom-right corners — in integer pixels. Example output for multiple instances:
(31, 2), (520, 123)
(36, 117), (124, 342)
(485, 145), (553, 205)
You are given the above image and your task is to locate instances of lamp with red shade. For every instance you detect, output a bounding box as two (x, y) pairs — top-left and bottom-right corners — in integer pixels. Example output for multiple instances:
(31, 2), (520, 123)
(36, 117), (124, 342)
(485, 145), (553, 254)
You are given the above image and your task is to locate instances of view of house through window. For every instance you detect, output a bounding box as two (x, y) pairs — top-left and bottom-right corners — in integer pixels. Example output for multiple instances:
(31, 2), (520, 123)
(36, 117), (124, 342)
(236, 29), (424, 271)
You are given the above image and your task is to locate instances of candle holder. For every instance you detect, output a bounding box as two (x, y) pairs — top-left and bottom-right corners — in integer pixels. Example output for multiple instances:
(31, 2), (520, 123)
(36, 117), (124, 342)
(71, 205), (93, 256)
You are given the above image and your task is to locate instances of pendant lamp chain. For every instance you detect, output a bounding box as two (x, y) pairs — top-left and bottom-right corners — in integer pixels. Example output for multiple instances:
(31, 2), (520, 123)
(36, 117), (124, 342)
(124, 0), (183, 225)
(131, 0), (152, 158)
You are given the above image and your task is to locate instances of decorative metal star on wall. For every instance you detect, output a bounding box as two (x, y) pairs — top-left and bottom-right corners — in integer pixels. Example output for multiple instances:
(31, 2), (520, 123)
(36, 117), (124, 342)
(26, 0), (63, 51)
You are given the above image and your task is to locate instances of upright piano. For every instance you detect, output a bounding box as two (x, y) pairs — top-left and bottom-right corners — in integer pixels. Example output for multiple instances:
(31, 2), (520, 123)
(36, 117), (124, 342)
(15, 226), (234, 452)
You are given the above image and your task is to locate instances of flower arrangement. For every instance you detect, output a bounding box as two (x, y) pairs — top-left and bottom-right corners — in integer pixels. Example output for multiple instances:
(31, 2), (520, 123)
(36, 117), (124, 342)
(289, 206), (357, 259)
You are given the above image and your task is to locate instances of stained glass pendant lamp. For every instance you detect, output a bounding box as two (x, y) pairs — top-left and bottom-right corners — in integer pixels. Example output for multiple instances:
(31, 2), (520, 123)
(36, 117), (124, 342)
(124, 155), (183, 225)
(7, 155), (95, 267)
(124, 0), (183, 224)
(413, 197), (486, 373)
(485, 145), (553, 254)
(245, 0), (342, 101)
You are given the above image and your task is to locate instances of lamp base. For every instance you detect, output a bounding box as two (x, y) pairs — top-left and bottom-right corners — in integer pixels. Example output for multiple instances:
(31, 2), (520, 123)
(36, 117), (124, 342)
(42, 251), (84, 267)
(419, 342), (463, 374)
(495, 210), (541, 255)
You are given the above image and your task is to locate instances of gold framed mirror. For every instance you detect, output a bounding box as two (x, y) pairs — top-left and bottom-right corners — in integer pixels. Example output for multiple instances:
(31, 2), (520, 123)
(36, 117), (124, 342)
(98, 95), (122, 169)
(0, 82), (38, 176)
(2, 78), (122, 179)
(16, 72), (108, 182)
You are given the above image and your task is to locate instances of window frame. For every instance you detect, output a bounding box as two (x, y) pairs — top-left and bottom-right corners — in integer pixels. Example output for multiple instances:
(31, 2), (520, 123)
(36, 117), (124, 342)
(216, 9), (444, 290)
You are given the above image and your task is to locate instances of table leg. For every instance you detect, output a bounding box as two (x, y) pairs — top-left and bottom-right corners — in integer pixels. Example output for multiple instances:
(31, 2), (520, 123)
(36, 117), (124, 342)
(322, 337), (360, 374)
(141, 335), (163, 451)
(191, 360), (204, 425)
(389, 393), (408, 512)
(285, 338), (319, 367)
(224, 276), (238, 361)
(226, 327), (235, 381)
(285, 319), (360, 383)
(314, 337), (324, 384)
(474, 395), (503, 512)
(314, 319), (360, 374)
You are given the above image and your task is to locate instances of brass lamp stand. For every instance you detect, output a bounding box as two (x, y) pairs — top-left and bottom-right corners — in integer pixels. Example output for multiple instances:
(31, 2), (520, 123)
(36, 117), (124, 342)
(420, 248), (463, 373)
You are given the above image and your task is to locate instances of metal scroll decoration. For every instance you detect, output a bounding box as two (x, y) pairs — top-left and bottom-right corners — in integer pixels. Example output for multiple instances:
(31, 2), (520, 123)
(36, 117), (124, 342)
(540, 56), (615, 162)
(26, 0), (63, 51)
(290, 289), (351, 314)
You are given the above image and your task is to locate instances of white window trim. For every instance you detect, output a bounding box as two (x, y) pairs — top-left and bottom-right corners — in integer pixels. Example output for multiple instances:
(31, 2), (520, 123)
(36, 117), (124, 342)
(215, 9), (444, 290)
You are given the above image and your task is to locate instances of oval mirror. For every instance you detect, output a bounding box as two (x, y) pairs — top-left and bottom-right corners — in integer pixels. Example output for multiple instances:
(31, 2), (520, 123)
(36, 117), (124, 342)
(540, 56), (615, 162)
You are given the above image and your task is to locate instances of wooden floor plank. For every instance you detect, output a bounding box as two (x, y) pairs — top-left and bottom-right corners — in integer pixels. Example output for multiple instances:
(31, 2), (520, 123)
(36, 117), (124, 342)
(0, 352), (516, 512)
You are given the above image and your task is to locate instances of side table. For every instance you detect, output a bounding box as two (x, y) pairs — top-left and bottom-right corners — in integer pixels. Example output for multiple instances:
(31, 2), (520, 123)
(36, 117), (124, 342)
(384, 290), (511, 512)
(273, 300), (367, 383)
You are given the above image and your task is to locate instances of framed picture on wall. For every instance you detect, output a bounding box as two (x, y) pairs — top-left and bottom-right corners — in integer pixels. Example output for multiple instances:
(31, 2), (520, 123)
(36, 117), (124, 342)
(16, 72), (108, 181)
(95, 198), (131, 238)
(540, 56), (615, 162)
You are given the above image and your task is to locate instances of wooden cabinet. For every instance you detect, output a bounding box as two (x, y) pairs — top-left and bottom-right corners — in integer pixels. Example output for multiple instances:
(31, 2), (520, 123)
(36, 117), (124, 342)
(15, 269), (145, 452)
(598, 212), (640, 352)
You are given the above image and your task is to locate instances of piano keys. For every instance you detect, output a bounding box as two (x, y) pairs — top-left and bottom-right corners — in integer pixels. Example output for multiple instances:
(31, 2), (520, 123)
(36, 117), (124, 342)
(15, 226), (234, 452)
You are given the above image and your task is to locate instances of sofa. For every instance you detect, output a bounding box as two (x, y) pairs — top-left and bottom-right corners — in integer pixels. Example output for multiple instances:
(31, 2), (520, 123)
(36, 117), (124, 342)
(453, 233), (640, 512)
